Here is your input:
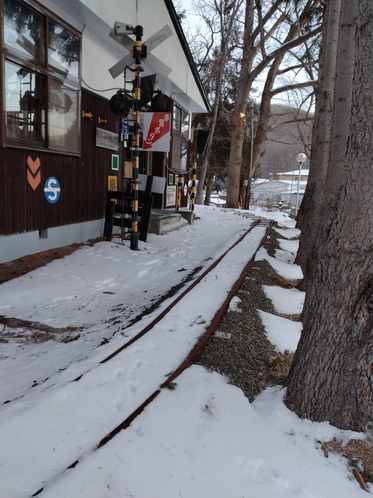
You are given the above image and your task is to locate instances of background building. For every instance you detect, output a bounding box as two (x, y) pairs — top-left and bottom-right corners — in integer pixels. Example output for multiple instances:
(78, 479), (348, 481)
(0, 0), (209, 263)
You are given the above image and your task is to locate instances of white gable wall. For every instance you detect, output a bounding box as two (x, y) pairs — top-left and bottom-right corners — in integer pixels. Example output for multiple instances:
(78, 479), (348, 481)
(39, 0), (207, 114)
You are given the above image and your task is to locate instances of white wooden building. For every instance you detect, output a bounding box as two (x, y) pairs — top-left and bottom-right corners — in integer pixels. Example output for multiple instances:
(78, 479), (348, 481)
(0, 0), (209, 263)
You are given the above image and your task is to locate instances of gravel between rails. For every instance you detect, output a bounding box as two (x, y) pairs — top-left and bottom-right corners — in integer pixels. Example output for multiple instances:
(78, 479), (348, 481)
(195, 227), (292, 402)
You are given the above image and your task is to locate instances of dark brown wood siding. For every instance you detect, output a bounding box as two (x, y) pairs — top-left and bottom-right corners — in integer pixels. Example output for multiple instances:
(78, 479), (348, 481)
(0, 90), (121, 236)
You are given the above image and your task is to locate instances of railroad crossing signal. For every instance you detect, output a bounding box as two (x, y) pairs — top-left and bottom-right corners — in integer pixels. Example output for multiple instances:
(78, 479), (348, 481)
(108, 23), (173, 79)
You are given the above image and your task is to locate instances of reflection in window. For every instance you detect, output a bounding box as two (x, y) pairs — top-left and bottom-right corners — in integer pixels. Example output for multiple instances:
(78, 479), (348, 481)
(5, 61), (46, 143)
(4, 0), (45, 62)
(49, 80), (79, 152)
(3, 0), (80, 153)
(172, 105), (190, 172)
(173, 106), (189, 136)
(171, 135), (188, 172)
(48, 21), (80, 80)
(181, 113), (189, 135)
(173, 106), (181, 132)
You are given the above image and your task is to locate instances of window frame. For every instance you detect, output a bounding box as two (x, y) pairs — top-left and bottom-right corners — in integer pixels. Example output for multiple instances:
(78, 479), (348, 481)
(170, 104), (190, 175)
(1, 0), (81, 155)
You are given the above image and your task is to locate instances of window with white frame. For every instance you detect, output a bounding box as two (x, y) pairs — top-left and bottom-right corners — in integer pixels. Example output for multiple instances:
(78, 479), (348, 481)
(3, 0), (80, 153)
(171, 105), (190, 172)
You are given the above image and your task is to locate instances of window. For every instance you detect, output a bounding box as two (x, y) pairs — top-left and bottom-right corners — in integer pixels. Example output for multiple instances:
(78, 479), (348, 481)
(3, 0), (80, 153)
(5, 61), (46, 142)
(171, 105), (190, 173)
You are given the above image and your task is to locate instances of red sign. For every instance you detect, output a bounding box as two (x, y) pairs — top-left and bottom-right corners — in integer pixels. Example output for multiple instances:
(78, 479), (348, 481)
(143, 112), (171, 152)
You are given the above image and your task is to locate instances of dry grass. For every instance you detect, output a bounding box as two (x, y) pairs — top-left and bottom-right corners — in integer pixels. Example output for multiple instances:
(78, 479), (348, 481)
(322, 437), (373, 487)
(269, 272), (302, 289)
(264, 351), (294, 386)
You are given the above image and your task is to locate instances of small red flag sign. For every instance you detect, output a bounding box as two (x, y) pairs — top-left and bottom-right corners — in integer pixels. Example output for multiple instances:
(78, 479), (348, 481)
(143, 112), (171, 152)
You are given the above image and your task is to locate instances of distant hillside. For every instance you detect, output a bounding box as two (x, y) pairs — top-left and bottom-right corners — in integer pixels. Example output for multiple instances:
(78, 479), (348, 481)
(257, 103), (313, 179)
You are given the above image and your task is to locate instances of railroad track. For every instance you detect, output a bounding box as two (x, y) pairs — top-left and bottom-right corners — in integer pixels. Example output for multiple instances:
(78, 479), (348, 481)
(2, 217), (274, 498)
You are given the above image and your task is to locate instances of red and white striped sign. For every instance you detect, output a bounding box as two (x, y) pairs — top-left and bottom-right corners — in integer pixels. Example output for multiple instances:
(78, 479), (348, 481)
(143, 112), (171, 151)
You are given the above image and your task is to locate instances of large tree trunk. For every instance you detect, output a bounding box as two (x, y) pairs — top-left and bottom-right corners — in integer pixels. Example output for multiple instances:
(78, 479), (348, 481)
(285, 0), (373, 432)
(295, 1), (342, 274)
(225, 0), (255, 208)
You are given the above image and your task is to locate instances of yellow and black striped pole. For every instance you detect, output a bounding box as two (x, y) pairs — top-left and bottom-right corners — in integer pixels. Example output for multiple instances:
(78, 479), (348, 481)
(130, 25), (144, 250)
(189, 130), (198, 214)
(176, 175), (182, 210)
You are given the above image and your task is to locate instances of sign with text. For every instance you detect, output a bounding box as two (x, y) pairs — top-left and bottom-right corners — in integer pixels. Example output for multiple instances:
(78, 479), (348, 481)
(108, 175), (117, 192)
(143, 112), (171, 152)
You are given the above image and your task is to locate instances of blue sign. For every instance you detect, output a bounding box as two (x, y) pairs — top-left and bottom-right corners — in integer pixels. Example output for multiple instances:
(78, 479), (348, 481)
(44, 177), (61, 204)
(120, 117), (129, 134)
(120, 117), (129, 142)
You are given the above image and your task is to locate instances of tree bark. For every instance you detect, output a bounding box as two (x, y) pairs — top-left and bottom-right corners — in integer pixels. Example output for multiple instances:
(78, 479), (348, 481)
(285, 0), (373, 432)
(295, 0), (342, 274)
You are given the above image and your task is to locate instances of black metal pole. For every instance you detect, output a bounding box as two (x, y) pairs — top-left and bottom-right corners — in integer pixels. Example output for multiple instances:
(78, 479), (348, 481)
(130, 25), (143, 250)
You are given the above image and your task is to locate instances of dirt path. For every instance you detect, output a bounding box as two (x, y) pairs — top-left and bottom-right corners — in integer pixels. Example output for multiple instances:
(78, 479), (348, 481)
(0, 238), (104, 284)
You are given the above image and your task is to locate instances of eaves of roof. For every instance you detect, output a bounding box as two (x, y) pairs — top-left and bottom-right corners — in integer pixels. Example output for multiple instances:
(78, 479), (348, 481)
(164, 0), (211, 113)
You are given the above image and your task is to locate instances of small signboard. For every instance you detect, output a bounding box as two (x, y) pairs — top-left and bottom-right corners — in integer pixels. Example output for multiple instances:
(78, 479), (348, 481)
(111, 154), (119, 171)
(166, 185), (176, 207)
(143, 112), (171, 152)
(44, 177), (61, 204)
(96, 128), (119, 151)
(108, 175), (117, 192)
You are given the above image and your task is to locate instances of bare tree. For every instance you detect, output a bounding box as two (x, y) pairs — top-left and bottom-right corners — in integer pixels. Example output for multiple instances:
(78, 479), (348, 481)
(296, 0), (357, 290)
(285, 0), (372, 432)
(225, 0), (323, 208)
(188, 0), (245, 205)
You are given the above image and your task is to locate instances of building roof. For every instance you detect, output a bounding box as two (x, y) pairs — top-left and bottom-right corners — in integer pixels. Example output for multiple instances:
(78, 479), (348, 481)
(164, 0), (211, 112)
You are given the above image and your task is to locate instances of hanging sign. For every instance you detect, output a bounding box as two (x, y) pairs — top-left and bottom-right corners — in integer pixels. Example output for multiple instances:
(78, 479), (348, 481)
(143, 112), (171, 152)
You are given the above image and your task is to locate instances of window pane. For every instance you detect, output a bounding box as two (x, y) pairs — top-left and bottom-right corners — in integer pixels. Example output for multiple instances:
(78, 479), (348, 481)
(4, 0), (45, 62)
(48, 21), (80, 80)
(181, 110), (190, 136)
(173, 106), (181, 132)
(49, 80), (79, 152)
(172, 134), (188, 172)
(5, 61), (46, 143)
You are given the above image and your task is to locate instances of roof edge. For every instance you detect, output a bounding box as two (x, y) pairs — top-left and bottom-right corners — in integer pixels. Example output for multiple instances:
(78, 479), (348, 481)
(164, 0), (211, 113)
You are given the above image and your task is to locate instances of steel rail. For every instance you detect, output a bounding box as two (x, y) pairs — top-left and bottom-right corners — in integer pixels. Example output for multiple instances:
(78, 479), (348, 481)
(31, 218), (274, 497)
(99, 217), (262, 364)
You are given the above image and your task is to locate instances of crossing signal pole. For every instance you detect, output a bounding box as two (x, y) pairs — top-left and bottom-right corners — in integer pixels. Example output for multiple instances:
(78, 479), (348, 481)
(130, 25), (146, 250)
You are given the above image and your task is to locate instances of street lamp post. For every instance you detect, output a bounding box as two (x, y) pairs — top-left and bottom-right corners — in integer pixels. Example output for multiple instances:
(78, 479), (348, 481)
(295, 153), (307, 215)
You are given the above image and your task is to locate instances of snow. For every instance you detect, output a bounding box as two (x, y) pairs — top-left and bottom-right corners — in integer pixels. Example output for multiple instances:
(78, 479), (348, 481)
(258, 310), (302, 353)
(262, 285), (305, 315)
(0, 205), (368, 498)
(256, 247), (303, 280)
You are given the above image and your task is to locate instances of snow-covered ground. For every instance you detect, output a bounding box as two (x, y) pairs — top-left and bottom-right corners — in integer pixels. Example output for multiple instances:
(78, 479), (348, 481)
(0, 205), (368, 497)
